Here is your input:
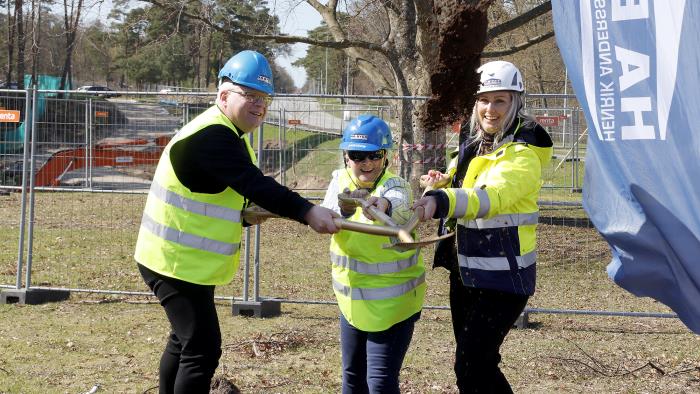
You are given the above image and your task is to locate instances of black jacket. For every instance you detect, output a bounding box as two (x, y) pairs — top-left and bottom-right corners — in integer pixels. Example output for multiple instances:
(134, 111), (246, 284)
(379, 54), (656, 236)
(169, 122), (313, 224)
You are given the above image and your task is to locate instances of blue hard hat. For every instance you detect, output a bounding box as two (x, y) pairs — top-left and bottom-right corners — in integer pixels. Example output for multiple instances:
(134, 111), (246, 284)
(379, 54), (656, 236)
(218, 50), (274, 95)
(340, 114), (392, 151)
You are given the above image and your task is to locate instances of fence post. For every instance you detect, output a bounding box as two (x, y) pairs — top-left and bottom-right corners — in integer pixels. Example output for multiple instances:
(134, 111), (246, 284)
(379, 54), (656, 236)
(243, 227), (251, 301)
(1, 87), (70, 305)
(572, 109), (582, 192)
(13, 88), (33, 289)
(86, 98), (92, 188)
(280, 108), (285, 186)
(232, 122), (281, 318)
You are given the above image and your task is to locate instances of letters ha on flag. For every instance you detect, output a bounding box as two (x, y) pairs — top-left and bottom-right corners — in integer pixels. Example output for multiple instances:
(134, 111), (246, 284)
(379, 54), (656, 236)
(551, 0), (700, 333)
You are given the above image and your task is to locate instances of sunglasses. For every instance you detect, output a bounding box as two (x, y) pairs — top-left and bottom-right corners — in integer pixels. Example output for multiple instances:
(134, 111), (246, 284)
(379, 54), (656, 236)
(228, 90), (273, 106)
(347, 150), (385, 162)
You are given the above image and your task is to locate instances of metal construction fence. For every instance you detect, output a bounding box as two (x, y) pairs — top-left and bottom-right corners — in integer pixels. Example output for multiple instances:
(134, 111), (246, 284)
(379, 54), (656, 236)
(0, 89), (677, 323)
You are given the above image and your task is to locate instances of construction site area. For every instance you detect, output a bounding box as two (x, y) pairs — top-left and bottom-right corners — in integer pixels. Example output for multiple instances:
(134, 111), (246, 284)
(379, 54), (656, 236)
(0, 88), (697, 393)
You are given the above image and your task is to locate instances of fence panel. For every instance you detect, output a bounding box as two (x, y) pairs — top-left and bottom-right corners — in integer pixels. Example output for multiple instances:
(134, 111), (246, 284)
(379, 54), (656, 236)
(0, 90), (677, 321)
(0, 191), (22, 289)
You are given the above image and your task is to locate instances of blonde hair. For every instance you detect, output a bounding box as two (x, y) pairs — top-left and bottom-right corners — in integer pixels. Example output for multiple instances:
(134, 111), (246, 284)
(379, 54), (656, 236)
(468, 91), (535, 147)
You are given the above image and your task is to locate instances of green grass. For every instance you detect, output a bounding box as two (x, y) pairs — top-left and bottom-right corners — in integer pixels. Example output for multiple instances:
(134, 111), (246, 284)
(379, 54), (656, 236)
(0, 192), (698, 392)
(257, 123), (332, 145)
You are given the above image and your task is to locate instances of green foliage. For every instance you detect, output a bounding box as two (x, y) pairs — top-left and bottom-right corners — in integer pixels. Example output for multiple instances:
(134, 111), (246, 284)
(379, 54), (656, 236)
(0, 1), (292, 89)
(293, 24), (351, 94)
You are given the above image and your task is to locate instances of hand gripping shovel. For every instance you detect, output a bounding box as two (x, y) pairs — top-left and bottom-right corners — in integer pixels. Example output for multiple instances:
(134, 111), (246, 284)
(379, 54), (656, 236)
(381, 181), (457, 252)
(336, 194), (414, 243)
(336, 193), (454, 252)
(380, 205), (455, 252)
(242, 205), (413, 240)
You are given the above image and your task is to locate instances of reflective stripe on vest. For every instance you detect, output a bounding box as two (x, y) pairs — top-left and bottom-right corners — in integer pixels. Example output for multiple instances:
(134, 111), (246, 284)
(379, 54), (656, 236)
(134, 106), (251, 285)
(451, 187), (491, 219)
(474, 188), (490, 217)
(458, 251), (536, 271)
(333, 273), (425, 301)
(459, 212), (538, 229)
(141, 212), (238, 256)
(330, 251), (419, 275)
(150, 181), (241, 223)
(452, 189), (469, 218)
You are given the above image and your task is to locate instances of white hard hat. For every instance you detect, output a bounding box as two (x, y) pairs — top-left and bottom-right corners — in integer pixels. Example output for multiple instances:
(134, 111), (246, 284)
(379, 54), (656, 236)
(477, 61), (524, 94)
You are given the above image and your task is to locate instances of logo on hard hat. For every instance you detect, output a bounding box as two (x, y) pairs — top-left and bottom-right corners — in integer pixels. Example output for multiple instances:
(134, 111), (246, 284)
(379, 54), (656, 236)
(483, 78), (501, 87)
(257, 75), (271, 85)
(351, 134), (368, 141)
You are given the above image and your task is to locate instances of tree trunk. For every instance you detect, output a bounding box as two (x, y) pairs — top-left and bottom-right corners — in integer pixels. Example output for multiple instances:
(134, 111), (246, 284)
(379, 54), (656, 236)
(193, 23), (202, 88)
(29, 0), (40, 88)
(204, 27), (213, 88)
(6, 1), (15, 84)
(59, 0), (84, 91)
(15, 0), (25, 89)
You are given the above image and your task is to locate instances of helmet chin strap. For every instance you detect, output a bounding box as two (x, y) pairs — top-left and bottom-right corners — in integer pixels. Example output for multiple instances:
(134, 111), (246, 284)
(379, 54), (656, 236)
(344, 157), (389, 193)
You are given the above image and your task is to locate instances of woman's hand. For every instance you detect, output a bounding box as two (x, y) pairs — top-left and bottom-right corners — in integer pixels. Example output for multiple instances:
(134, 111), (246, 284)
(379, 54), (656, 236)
(338, 188), (369, 215)
(413, 196), (437, 221)
(362, 196), (390, 221)
(419, 170), (450, 189)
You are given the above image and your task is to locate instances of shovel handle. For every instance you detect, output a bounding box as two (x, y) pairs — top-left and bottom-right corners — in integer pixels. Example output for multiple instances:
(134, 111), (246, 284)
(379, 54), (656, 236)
(353, 199), (414, 242)
(402, 205), (423, 233)
(338, 195), (398, 227)
(357, 198), (399, 228)
(333, 218), (402, 237)
(244, 207), (414, 242)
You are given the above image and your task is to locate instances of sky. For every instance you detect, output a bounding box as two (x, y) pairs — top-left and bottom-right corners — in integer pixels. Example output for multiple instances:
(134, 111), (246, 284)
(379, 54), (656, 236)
(271, 2), (322, 88)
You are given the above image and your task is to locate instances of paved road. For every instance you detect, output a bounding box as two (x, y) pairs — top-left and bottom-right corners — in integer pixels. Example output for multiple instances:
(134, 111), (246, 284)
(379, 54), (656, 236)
(109, 99), (182, 138)
(60, 97), (384, 189)
(268, 97), (365, 135)
(61, 99), (182, 189)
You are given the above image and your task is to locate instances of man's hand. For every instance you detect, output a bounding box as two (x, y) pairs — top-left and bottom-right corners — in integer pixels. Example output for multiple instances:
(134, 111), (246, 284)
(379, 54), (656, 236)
(243, 215), (268, 226)
(413, 196), (438, 221)
(304, 205), (340, 234)
(242, 204), (271, 225)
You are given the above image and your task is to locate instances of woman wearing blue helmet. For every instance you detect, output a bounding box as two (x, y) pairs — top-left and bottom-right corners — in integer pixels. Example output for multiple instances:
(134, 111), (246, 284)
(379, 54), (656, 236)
(321, 114), (425, 394)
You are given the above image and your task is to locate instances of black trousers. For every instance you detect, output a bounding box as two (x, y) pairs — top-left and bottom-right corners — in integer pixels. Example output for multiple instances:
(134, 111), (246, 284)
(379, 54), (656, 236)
(449, 271), (529, 393)
(139, 264), (222, 394)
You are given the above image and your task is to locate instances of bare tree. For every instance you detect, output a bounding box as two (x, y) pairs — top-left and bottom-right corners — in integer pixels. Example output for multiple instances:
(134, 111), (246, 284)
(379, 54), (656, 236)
(28, 0), (42, 87)
(5, 0), (15, 84)
(15, 0), (25, 89)
(59, 0), (84, 90)
(134, 0), (553, 181)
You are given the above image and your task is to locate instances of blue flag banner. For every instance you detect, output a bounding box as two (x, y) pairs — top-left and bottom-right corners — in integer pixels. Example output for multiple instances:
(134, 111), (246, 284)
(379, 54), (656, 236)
(551, 0), (700, 333)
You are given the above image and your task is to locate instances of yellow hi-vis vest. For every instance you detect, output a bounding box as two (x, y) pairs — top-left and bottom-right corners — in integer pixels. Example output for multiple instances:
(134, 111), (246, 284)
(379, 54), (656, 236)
(441, 121), (553, 295)
(330, 170), (425, 332)
(134, 105), (256, 285)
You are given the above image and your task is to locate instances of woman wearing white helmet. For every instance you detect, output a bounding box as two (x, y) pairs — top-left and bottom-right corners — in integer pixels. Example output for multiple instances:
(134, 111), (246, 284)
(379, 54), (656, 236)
(415, 61), (553, 393)
(321, 114), (425, 393)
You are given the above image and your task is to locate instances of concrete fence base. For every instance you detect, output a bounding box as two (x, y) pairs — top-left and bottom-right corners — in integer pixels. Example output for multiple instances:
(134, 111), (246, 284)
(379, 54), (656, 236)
(232, 298), (281, 318)
(0, 288), (70, 305)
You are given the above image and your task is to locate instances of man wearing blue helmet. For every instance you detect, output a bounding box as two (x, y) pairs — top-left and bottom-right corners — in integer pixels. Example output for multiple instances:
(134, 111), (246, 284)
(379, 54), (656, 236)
(321, 114), (425, 393)
(134, 50), (339, 393)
